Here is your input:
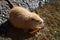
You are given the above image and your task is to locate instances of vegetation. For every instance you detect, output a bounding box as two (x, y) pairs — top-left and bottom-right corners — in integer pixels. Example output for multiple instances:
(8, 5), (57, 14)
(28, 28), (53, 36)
(34, 0), (60, 40)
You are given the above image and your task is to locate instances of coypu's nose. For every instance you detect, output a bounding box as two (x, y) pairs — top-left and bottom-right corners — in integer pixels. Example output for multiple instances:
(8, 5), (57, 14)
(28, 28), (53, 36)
(39, 19), (44, 24)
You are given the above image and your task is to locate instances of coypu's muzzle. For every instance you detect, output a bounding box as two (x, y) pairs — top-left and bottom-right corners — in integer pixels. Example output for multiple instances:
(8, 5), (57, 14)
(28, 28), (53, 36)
(29, 22), (45, 34)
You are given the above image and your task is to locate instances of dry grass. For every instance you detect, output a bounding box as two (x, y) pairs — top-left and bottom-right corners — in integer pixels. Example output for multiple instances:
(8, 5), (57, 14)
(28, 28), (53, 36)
(34, 1), (60, 40)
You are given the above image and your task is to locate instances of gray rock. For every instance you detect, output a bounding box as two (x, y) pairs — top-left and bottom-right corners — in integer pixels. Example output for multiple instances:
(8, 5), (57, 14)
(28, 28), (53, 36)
(12, 0), (40, 10)
(11, 0), (56, 10)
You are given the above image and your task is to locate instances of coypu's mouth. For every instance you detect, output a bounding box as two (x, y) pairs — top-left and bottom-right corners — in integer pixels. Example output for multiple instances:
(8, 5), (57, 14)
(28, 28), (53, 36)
(29, 23), (45, 34)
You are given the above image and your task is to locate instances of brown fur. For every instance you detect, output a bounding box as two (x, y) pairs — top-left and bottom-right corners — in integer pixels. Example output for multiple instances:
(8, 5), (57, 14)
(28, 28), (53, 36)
(9, 6), (44, 34)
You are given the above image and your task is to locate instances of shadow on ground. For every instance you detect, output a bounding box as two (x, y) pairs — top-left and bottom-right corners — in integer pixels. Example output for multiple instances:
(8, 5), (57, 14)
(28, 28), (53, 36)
(0, 20), (34, 40)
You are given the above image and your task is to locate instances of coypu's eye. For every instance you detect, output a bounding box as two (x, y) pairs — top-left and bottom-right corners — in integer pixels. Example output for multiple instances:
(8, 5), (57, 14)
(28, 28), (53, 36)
(31, 18), (35, 21)
(31, 18), (39, 22)
(31, 18), (41, 23)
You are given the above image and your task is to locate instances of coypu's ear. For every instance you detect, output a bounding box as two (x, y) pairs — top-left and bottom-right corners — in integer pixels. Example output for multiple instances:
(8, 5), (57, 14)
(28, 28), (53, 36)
(31, 10), (38, 14)
(31, 12), (36, 14)
(31, 11), (38, 14)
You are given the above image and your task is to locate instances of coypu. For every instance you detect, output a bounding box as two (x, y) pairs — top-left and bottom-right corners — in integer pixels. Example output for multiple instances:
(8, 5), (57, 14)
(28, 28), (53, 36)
(5, 0), (44, 34)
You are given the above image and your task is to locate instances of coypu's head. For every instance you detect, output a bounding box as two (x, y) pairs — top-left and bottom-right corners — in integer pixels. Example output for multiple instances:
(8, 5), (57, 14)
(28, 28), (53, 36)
(26, 12), (44, 29)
